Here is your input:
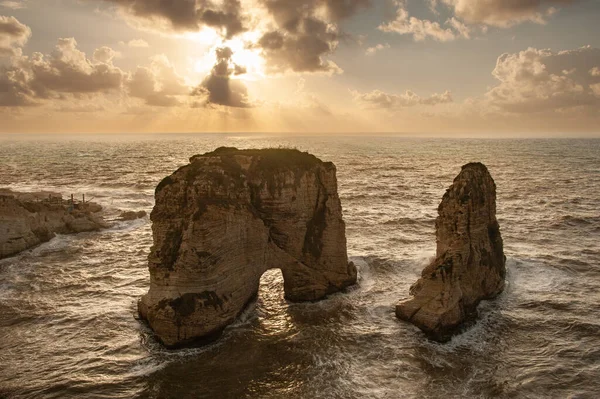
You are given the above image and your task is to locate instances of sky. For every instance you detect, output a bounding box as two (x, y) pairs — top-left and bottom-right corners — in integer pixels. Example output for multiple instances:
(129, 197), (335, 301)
(0, 0), (599, 136)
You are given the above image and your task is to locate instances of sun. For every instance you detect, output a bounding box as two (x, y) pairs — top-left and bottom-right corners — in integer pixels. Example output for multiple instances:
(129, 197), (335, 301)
(227, 37), (266, 81)
(189, 29), (266, 81)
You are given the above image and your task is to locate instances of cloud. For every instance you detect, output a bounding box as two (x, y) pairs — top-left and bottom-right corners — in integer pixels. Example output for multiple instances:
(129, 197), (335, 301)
(253, 0), (371, 74)
(365, 43), (390, 56)
(127, 54), (189, 107)
(446, 17), (471, 39)
(92, 1), (371, 76)
(0, 19), (254, 109)
(381, 0), (578, 42)
(98, 0), (244, 38)
(486, 46), (600, 113)
(0, 1), (26, 10)
(0, 24), (192, 109)
(0, 37), (125, 106)
(352, 88), (453, 109)
(379, 1), (468, 42)
(257, 20), (342, 74)
(322, 0), (371, 20)
(28, 38), (124, 95)
(259, 0), (370, 26)
(192, 46), (252, 108)
(55, 104), (106, 113)
(93, 46), (120, 63)
(120, 38), (149, 48)
(440, 0), (577, 27)
(0, 15), (31, 56)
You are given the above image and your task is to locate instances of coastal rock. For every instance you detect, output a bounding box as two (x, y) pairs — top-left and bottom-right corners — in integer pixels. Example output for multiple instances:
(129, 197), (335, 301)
(138, 147), (357, 348)
(396, 163), (506, 341)
(118, 210), (147, 221)
(0, 190), (107, 259)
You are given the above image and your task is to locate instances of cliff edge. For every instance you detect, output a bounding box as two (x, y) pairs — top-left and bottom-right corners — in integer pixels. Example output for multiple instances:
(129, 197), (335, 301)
(396, 163), (506, 341)
(139, 147), (357, 347)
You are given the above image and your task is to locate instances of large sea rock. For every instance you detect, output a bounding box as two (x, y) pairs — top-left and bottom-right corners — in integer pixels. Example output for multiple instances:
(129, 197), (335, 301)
(396, 163), (506, 341)
(0, 190), (106, 259)
(139, 148), (357, 348)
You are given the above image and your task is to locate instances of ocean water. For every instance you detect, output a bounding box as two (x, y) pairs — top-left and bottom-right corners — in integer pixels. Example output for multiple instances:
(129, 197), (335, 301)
(0, 135), (599, 399)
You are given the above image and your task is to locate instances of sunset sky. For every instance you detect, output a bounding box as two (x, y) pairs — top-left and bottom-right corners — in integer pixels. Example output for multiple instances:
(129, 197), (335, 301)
(1, 0), (599, 135)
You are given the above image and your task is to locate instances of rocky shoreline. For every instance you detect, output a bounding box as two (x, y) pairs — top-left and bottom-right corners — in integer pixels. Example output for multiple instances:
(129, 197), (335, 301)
(0, 189), (108, 259)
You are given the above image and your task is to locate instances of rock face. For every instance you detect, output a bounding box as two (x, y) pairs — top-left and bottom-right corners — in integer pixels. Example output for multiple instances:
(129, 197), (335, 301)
(0, 190), (107, 259)
(396, 163), (506, 341)
(139, 147), (357, 348)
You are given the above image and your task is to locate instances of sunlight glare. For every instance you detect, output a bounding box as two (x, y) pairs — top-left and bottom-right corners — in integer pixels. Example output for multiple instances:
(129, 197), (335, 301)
(226, 37), (266, 81)
(192, 32), (266, 81)
(184, 27), (221, 45)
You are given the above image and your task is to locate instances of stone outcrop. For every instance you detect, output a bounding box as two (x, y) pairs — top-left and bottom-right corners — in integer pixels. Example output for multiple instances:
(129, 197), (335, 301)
(0, 190), (107, 259)
(138, 147), (357, 348)
(118, 210), (147, 221)
(396, 163), (506, 341)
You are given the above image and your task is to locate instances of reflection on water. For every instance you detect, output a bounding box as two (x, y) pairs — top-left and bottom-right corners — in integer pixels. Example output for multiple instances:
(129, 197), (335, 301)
(0, 136), (599, 398)
(255, 269), (297, 338)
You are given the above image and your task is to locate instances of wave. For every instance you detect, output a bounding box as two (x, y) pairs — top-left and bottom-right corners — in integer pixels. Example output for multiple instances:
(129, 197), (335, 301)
(382, 217), (435, 226)
(559, 215), (600, 226)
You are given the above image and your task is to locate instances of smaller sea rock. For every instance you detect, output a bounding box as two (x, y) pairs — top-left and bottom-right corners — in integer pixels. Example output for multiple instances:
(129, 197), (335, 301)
(118, 210), (147, 221)
(395, 163), (506, 341)
(66, 213), (108, 232)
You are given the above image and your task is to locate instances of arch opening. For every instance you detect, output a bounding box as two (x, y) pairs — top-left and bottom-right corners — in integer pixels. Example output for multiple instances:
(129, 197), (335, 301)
(255, 268), (295, 335)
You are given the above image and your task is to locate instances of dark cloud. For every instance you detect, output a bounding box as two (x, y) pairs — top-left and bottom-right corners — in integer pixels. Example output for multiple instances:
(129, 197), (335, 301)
(0, 15), (31, 56)
(257, 0), (370, 74)
(98, 0), (244, 38)
(261, 0), (369, 25)
(0, 38), (124, 106)
(192, 46), (251, 108)
(94, 0), (371, 75)
(1, 2), (375, 109)
(0, 66), (34, 106)
(324, 0), (371, 20)
(258, 18), (340, 73)
(0, 32), (192, 108)
(28, 38), (124, 95)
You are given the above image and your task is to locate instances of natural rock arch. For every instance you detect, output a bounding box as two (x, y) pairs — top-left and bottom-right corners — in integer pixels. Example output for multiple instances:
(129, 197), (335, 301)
(138, 148), (357, 348)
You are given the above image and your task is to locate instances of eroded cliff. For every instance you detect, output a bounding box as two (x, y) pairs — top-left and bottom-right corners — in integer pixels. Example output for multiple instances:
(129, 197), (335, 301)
(396, 162), (506, 341)
(139, 147), (357, 347)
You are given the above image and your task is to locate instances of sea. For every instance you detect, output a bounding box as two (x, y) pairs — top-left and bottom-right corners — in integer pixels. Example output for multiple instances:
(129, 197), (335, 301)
(0, 135), (598, 399)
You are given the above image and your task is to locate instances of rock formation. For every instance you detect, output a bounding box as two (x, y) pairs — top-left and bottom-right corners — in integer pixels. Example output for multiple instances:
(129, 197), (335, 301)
(118, 210), (147, 221)
(0, 190), (107, 259)
(396, 163), (506, 341)
(138, 147), (357, 348)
